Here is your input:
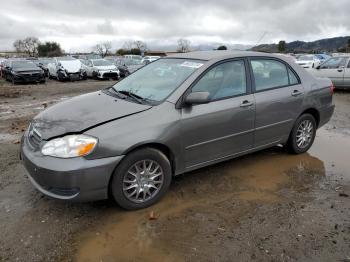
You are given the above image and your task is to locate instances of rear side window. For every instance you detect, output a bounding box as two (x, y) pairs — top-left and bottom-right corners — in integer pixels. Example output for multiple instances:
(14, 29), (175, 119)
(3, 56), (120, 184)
(250, 59), (289, 91)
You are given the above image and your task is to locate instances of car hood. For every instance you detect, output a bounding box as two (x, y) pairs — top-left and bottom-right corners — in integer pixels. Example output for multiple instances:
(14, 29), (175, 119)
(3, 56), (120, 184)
(59, 60), (82, 73)
(94, 65), (117, 71)
(32, 91), (152, 140)
(296, 60), (312, 64)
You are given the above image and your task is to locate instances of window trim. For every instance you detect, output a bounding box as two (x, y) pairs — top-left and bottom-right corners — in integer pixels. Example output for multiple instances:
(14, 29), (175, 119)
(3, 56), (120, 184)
(177, 58), (252, 108)
(247, 56), (301, 94)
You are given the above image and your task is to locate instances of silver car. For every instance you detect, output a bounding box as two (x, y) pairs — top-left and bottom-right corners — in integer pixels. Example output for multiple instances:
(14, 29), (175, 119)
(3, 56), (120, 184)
(311, 56), (350, 89)
(21, 51), (334, 210)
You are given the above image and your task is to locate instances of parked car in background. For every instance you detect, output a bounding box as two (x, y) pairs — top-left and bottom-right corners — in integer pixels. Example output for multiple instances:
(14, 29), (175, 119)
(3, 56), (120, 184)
(115, 57), (145, 77)
(83, 59), (120, 80)
(295, 54), (322, 68)
(35, 58), (54, 77)
(315, 54), (331, 62)
(2, 60), (45, 84)
(0, 59), (6, 78)
(141, 56), (161, 64)
(47, 57), (87, 81)
(310, 56), (350, 89)
(124, 55), (142, 61)
(21, 51), (334, 210)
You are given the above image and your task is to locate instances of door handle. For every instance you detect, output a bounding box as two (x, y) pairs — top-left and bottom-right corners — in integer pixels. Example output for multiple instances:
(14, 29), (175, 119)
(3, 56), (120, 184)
(337, 69), (343, 72)
(291, 90), (303, 96)
(240, 100), (254, 107)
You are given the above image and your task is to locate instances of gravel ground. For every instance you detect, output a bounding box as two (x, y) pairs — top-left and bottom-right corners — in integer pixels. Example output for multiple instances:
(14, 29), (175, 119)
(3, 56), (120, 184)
(0, 78), (349, 262)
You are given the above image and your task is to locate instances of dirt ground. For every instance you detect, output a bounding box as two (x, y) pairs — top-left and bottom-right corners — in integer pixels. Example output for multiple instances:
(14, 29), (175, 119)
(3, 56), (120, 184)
(0, 78), (349, 262)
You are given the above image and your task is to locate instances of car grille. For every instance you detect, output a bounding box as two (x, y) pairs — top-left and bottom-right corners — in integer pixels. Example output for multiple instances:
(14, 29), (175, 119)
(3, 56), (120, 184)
(19, 73), (42, 81)
(103, 72), (118, 78)
(69, 73), (80, 81)
(27, 124), (42, 150)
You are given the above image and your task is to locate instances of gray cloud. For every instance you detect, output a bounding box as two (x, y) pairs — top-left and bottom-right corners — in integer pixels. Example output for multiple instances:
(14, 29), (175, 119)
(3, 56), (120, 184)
(0, 0), (349, 52)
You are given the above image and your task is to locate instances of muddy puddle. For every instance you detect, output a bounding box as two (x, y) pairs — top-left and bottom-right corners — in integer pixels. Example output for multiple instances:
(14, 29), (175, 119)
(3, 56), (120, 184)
(73, 128), (350, 262)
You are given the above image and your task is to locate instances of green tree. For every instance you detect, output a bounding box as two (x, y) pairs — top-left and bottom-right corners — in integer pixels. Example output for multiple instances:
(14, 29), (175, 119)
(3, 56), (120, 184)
(278, 40), (286, 53)
(217, 45), (227, 50)
(130, 48), (141, 55)
(347, 38), (350, 52)
(37, 41), (63, 57)
(116, 48), (127, 56)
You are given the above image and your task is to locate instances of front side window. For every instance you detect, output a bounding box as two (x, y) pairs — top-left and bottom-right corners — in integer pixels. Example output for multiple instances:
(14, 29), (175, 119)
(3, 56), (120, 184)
(112, 58), (204, 103)
(251, 59), (289, 91)
(320, 57), (347, 69)
(191, 60), (247, 100)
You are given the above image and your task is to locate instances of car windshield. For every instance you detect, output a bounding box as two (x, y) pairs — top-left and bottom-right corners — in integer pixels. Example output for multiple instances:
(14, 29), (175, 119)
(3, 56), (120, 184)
(112, 58), (204, 104)
(92, 59), (113, 66)
(298, 55), (313, 61)
(11, 61), (38, 69)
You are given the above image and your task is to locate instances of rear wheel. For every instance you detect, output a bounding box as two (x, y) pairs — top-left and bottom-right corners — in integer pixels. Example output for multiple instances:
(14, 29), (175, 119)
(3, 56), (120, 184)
(110, 148), (172, 210)
(287, 113), (316, 154)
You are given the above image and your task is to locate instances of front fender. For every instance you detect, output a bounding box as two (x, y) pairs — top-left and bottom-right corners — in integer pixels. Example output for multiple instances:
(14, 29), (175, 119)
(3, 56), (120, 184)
(84, 102), (184, 173)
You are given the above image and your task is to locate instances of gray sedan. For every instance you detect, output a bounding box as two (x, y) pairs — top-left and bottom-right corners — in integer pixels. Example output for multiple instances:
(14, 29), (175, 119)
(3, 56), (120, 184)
(311, 56), (350, 89)
(21, 51), (334, 210)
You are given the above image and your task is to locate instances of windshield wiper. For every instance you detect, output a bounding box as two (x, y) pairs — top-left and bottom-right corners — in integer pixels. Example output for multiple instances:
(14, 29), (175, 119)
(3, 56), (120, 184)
(118, 90), (145, 104)
(103, 87), (127, 99)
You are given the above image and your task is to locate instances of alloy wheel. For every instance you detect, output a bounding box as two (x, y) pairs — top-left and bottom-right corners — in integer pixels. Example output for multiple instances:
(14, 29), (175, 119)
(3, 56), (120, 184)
(122, 160), (164, 203)
(296, 120), (314, 149)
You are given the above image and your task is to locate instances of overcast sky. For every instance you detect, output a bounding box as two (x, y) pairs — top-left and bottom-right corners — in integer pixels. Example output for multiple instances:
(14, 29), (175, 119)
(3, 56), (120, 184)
(0, 0), (349, 52)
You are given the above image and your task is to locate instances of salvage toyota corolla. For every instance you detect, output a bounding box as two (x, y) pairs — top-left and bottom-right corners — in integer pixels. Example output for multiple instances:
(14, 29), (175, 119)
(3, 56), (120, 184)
(21, 51), (335, 210)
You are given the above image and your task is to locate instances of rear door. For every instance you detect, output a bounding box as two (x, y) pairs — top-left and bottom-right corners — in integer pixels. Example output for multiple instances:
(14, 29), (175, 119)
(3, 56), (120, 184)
(181, 59), (255, 169)
(249, 58), (304, 147)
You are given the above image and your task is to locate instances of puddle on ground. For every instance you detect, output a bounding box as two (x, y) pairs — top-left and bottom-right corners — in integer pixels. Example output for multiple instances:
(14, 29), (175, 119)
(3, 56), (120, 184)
(75, 129), (349, 262)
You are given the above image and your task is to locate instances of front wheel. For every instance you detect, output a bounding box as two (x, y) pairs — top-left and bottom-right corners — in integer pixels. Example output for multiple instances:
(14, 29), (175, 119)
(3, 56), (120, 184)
(287, 113), (316, 154)
(110, 148), (172, 210)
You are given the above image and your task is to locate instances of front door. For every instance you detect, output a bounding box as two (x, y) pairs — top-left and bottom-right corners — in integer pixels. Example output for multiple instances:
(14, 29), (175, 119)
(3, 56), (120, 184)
(343, 58), (350, 87)
(316, 57), (348, 87)
(181, 59), (255, 169)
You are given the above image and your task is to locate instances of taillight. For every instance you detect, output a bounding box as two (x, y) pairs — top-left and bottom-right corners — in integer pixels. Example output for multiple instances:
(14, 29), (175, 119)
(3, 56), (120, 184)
(330, 82), (335, 95)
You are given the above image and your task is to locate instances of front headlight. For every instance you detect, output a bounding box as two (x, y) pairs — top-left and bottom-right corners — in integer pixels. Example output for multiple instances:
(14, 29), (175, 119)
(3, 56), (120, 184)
(41, 135), (97, 158)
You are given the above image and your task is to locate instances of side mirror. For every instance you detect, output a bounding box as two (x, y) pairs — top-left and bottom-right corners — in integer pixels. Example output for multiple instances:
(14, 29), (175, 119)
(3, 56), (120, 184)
(316, 65), (321, 69)
(184, 92), (210, 105)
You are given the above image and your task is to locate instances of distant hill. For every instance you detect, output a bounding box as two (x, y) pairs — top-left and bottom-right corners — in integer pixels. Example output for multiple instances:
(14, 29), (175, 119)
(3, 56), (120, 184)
(250, 36), (350, 53)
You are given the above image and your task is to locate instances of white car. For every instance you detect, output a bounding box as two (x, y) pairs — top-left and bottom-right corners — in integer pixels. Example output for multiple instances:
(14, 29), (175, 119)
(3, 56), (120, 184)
(124, 55), (142, 61)
(141, 56), (161, 64)
(295, 55), (321, 69)
(47, 57), (86, 81)
(84, 59), (120, 80)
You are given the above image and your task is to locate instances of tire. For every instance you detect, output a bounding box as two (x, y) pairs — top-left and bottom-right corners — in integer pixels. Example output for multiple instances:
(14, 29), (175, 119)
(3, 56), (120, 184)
(57, 72), (65, 82)
(110, 148), (172, 210)
(11, 75), (16, 85)
(287, 113), (316, 154)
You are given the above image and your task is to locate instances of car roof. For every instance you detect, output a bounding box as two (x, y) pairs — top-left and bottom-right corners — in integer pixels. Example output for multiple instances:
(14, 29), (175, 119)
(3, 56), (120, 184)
(167, 50), (286, 61)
